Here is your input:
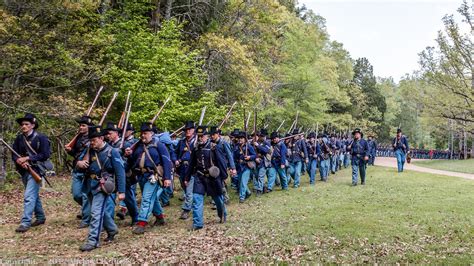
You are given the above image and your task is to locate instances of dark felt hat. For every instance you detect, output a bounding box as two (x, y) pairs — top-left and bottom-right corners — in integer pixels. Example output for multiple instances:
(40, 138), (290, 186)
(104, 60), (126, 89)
(126, 122), (135, 132)
(16, 113), (39, 129)
(352, 128), (363, 137)
(308, 132), (316, 139)
(196, 126), (208, 135)
(270, 131), (280, 139)
(291, 128), (300, 135)
(88, 125), (105, 139)
(209, 126), (221, 135)
(397, 128), (402, 133)
(76, 115), (94, 126)
(184, 121), (195, 130)
(104, 121), (120, 132)
(237, 131), (247, 138)
(230, 128), (240, 137)
(258, 128), (268, 137)
(140, 122), (154, 132)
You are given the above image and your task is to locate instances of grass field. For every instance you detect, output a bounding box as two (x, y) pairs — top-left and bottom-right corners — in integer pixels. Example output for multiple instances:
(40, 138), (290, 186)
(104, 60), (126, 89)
(0, 166), (473, 263)
(413, 159), (474, 174)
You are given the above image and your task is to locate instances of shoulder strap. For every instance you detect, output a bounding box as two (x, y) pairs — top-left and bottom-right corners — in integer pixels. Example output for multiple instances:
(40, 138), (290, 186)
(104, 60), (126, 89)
(144, 145), (159, 171)
(95, 150), (102, 170)
(96, 145), (113, 171)
(23, 134), (38, 155)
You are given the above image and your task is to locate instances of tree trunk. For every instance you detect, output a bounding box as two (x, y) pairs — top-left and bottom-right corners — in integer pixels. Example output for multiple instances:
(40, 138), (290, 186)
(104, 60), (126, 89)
(165, 0), (173, 20)
(450, 119), (454, 159)
(463, 127), (467, 160)
(471, 133), (474, 159)
(150, 0), (162, 32)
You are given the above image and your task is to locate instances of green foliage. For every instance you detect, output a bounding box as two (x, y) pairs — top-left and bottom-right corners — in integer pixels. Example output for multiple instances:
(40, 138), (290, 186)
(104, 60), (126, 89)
(99, 3), (209, 129)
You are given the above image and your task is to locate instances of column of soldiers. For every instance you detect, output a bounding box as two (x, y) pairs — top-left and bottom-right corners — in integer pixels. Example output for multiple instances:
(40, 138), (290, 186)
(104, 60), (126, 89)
(7, 111), (395, 252)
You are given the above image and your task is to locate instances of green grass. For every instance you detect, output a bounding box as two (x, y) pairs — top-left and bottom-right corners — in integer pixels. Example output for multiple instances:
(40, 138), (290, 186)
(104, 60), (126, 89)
(0, 166), (473, 263)
(412, 159), (474, 174)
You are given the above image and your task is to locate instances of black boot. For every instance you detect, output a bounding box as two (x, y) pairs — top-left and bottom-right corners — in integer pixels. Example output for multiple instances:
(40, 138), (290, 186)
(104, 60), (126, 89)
(31, 219), (45, 227)
(15, 225), (29, 233)
(104, 231), (118, 242)
(179, 210), (190, 220)
(79, 243), (97, 252)
(153, 216), (166, 226)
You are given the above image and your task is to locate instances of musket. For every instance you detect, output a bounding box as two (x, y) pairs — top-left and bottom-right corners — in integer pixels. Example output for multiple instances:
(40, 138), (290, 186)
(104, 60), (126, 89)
(245, 111), (251, 132)
(198, 106), (207, 126)
(243, 110), (249, 156)
(252, 108), (257, 135)
(65, 86), (104, 150)
(99, 92), (118, 126)
(0, 138), (42, 183)
(218, 101), (237, 129)
(276, 120), (285, 132)
(287, 120), (296, 134)
(316, 122), (319, 135)
(280, 132), (305, 141)
(120, 101), (132, 149)
(84, 92), (118, 162)
(118, 91), (131, 129)
(86, 86), (104, 116)
(193, 106), (207, 147)
(205, 118), (214, 126)
(294, 111), (299, 129)
(150, 95), (171, 124)
(170, 125), (185, 137)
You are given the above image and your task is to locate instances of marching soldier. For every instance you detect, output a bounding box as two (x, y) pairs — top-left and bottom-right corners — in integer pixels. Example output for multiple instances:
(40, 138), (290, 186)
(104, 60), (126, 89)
(342, 135), (351, 168)
(104, 122), (122, 148)
(12, 113), (51, 233)
(103, 122), (122, 218)
(65, 115), (94, 228)
(392, 128), (409, 172)
(229, 129), (240, 190)
(185, 126), (228, 230)
(210, 126), (236, 203)
(367, 135), (377, 166)
(79, 126), (125, 251)
(175, 121), (196, 220)
(234, 131), (256, 203)
(117, 123), (138, 222)
(347, 128), (369, 186)
(287, 129), (308, 188)
(329, 134), (341, 174)
(127, 122), (172, 234)
(267, 132), (288, 192)
(318, 134), (331, 181)
(306, 132), (320, 185)
(251, 129), (271, 196)
(153, 127), (177, 208)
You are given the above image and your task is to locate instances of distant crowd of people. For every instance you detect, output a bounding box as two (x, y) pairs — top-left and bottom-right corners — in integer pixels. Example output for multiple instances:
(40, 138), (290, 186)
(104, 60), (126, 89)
(377, 145), (466, 160)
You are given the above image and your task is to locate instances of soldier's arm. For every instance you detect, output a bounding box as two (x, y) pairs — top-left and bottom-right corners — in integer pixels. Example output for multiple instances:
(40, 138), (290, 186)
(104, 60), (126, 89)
(247, 145), (257, 160)
(168, 145), (178, 163)
(256, 142), (271, 154)
(111, 148), (126, 194)
(280, 144), (287, 166)
(184, 151), (196, 182)
(29, 135), (51, 162)
(223, 141), (236, 169)
(302, 141), (309, 160)
(157, 143), (172, 180)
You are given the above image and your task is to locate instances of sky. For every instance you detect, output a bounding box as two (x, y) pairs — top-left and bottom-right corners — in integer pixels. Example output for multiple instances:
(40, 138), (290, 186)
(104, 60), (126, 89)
(300, 0), (463, 82)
